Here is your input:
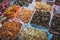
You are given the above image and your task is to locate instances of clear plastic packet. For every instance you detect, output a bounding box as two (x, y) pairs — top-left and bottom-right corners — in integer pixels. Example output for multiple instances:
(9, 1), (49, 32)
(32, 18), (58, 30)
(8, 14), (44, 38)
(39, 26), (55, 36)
(30, 10), (51, 28)
(34, 2), (52, 12)
(15, 7), (36, 24)
(30, 2), (53, 28)
(3, 4), (20, 19)
(0, 18), (22, 40)
(13, 0), (33, 7)
(50, 13), (60, 33)
(49, 4), (60, 34)
(48, 5), (60, 40)
(18, 23), (52, 40)
(50, 14), (60, 40)
(13, 0), (36, 24)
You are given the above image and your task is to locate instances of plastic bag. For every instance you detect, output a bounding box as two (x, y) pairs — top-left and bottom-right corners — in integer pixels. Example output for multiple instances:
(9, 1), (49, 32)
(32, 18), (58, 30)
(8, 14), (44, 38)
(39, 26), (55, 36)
(30, 10), (51, 28)
(18, 23), (52, 40)
(0, 19), (22, 40)
(15, 7), (35, 24)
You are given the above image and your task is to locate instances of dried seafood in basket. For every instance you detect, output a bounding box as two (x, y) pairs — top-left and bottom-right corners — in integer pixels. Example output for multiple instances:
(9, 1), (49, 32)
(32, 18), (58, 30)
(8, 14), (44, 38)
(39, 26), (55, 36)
(20, 27), (47, 40)
(50, 14), (60, 33)
(4, 5), (20, 18)
(35, 2), (52, 12)
(31, 10), (51, 28)
(14, 0), (33, 7)
(51, 34), (60, 40)
(49, 14), (60, 40)
(16, 8), (33, 23)
(0, 21), (22, 40)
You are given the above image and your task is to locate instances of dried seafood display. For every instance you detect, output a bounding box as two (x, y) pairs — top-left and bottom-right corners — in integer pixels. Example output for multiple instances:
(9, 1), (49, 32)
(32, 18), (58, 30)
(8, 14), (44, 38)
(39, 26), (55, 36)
(31, 10), (51, 28)
(0, 0), (60, 40)
(20, 27), (47, 40)
(16, 8), (33, 23)
(35, 2), (52, 12)
(0, 21), (22, 40)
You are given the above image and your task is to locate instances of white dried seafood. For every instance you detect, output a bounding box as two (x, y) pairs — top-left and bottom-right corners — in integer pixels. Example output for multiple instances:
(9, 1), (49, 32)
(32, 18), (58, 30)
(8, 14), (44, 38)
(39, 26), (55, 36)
(20, 27), (47, 40)
(35, 2), (52, 12)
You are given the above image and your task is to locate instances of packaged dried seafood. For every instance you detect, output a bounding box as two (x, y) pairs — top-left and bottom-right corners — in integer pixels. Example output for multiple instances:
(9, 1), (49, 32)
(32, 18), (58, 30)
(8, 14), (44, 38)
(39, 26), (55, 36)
(4, 5), (20, 18)
(35, 2), (52, 12)
(50, 14), (60, 33)
(48, 13), (60, 40)
(14, 0), (33, 7)
(18, 24), (52, 40)
(51, 34), (60, 40)
(0, 21), (22, 40)
(16, 8), (34, 23)
(30, 10), (51, 28)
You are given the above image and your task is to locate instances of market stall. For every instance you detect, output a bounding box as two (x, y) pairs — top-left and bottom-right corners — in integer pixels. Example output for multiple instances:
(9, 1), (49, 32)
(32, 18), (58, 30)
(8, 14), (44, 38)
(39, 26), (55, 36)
(0, 0), (60, 40)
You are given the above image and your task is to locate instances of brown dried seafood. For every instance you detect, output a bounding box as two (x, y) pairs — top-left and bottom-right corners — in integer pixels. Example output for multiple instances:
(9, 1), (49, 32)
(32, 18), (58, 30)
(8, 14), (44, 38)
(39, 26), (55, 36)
(49, 14), (60, 40)
(31, 11), (51, 28)
(50, 14), (60, 33)
(0, 21), (21, 40)
(16, 8), (33, 23)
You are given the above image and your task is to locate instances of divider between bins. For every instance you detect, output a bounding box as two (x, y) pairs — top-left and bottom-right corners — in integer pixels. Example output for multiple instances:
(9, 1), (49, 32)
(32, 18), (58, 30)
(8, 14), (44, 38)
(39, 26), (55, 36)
(48, 5), (54, 29)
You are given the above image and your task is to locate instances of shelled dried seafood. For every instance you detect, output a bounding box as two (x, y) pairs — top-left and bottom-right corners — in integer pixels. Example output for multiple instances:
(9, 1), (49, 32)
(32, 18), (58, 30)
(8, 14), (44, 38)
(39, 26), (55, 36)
(20, 27), (47, 40)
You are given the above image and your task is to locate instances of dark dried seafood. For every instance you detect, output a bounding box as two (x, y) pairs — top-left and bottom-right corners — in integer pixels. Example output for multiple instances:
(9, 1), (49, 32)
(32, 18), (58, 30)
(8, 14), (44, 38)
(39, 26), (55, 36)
(14, 0), (33, 7)
(49, 14), (60, 40)
(20, 27), (47, 40)
(50, 14), (60, 33)
(31, 10), (51, 28)
(52, 34), (60, 40)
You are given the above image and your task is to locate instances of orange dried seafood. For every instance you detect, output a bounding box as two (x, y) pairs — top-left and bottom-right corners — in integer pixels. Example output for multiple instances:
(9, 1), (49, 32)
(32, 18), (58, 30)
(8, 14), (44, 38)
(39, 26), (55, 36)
(0, 21), (21, 40)
(16, 8), (33, 23)
(4, 5), (20, 18)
